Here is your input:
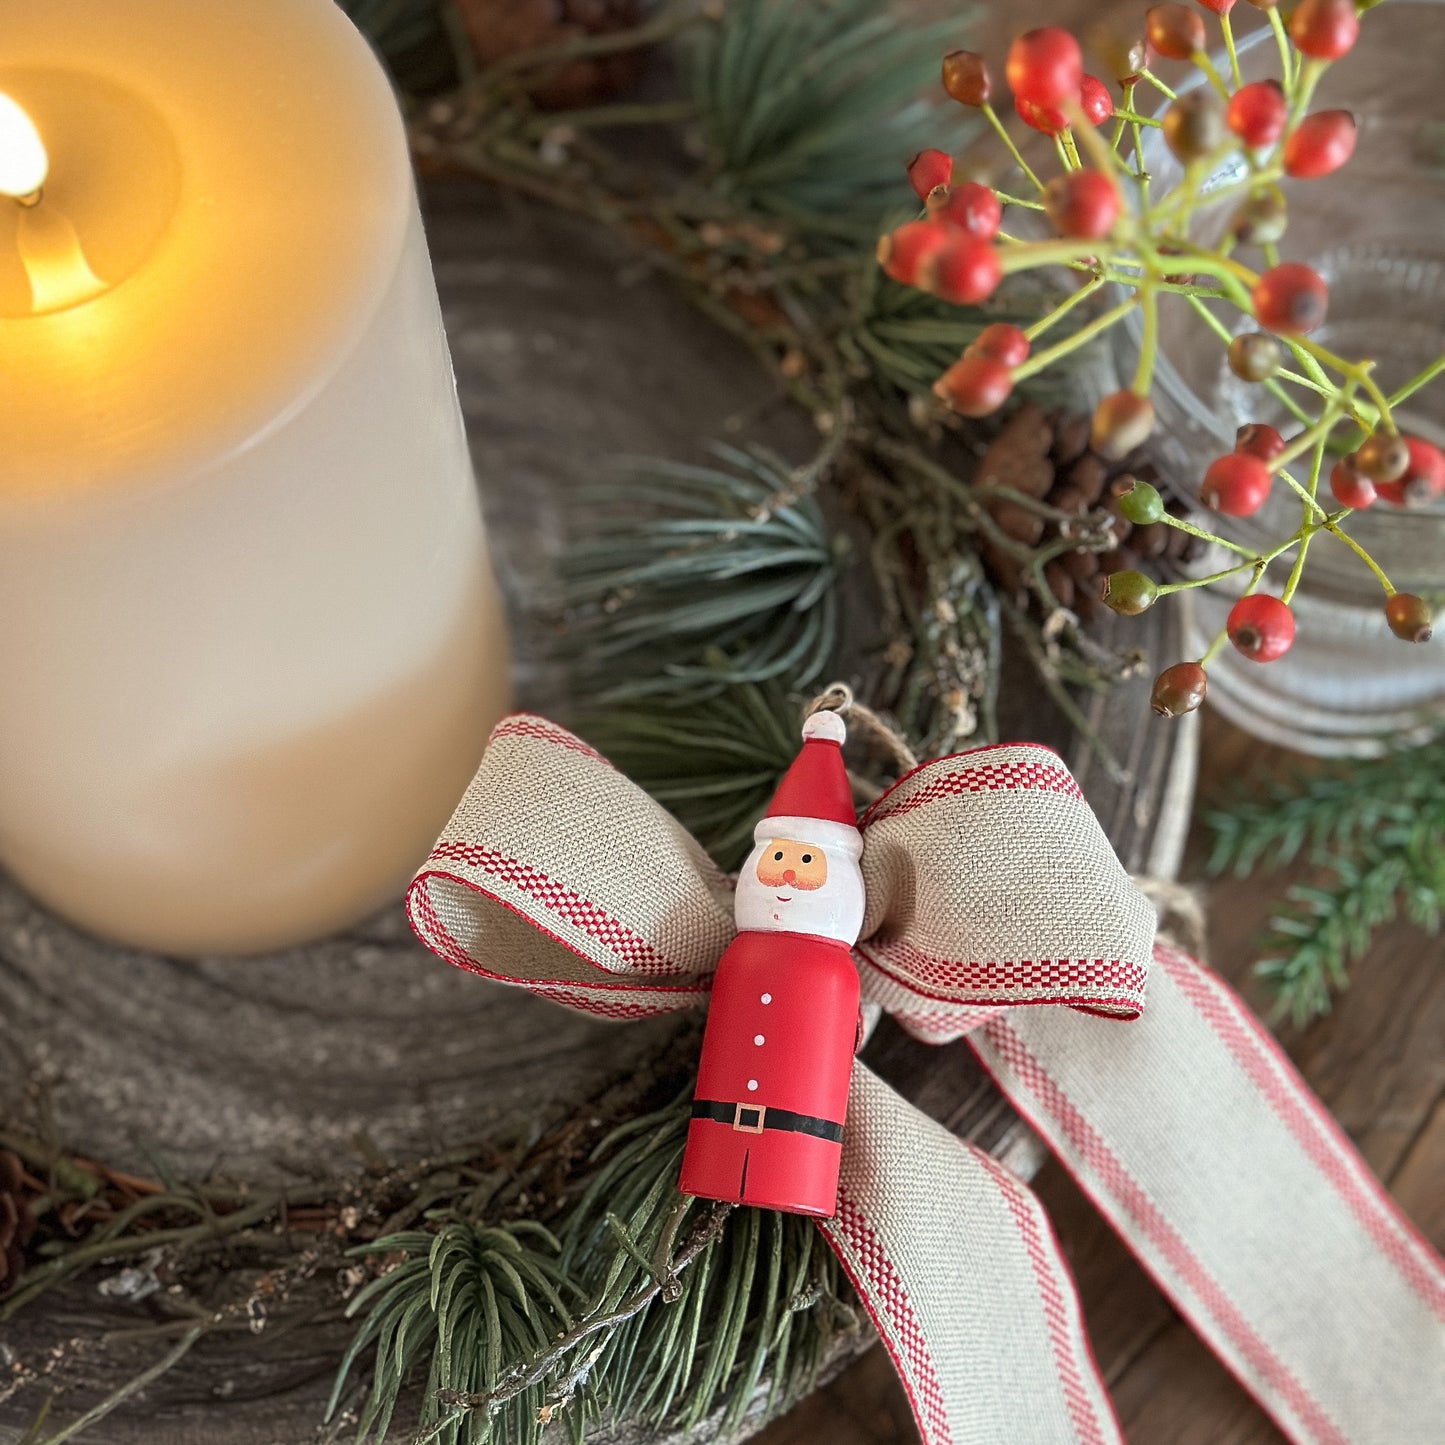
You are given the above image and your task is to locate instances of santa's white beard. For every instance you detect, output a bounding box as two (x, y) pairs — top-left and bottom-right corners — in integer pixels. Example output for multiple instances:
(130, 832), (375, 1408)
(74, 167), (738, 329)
(733, 845), (865, 945)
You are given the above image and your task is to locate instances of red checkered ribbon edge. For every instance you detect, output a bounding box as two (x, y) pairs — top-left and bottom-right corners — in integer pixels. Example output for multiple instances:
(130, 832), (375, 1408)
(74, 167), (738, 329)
(407, 715), (1445, 1445)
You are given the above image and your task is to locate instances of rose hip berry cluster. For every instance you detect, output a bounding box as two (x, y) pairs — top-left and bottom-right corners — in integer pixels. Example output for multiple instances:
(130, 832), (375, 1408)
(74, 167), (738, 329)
(878, 1), (1443, 720)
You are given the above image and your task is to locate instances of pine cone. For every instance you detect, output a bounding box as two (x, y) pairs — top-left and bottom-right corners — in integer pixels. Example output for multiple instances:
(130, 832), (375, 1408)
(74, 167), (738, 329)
(454, 0), (645, 110)
(975, 403), (1201, 620)
(0, 1150), (37, 1296)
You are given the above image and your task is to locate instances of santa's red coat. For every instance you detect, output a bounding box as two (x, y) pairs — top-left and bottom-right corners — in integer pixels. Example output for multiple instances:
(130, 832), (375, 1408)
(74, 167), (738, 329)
(678, 929), (860, 1217)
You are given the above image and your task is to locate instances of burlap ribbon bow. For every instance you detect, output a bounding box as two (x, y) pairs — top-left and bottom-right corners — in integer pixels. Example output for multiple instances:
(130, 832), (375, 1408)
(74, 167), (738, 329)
(408, 715), (1444, 1445)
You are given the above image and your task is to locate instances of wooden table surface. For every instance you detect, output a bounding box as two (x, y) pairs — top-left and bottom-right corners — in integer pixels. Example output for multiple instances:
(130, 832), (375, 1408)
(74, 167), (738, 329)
(755, 709), (1445, 1445)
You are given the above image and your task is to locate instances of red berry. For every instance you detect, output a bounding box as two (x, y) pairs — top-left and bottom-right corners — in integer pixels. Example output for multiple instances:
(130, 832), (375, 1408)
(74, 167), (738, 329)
(1079, 74), (1114, 126)
(1007, 27), (1083, 107)
(1015, 94), (1069, 135)
(1252, 262), (1328, 335)
(1227, 594), (1296, 662)
(920, 234), (1003, 304)
(1151, 662), (1208, 717)
(1091, 391), (1155, 460)
(1235, 422), (1286, 462)
(1196, 0), (1237, 12)
(1284, 110), (1357, 178)
(942, 50), (992, 107)
(1330, 456), (1377, 509)
(927, 181), (1003, 238)
(876, 220), (948, 286)
(1227, 81), (1287, 148)
(1288, 0), (1359, 60)
(1384, 594), (1434, 643)
(934, 355), (1013, 417)
(965, 322), (1030, 367)
(1201, 452), (1272, 515)
(1043, 169), (1120, 239)
(1145, 4), (1206, 60)
(1375, 436), (1445, 507)
(907, 149), (953, 201)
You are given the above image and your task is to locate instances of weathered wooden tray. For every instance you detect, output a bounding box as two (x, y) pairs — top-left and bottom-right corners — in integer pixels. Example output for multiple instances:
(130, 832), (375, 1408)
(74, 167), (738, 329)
(0, 182), (1195, 1445)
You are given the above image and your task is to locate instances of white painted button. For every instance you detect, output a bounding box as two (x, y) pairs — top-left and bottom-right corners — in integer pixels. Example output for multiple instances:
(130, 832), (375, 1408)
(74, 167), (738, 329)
(753, 1034), (765, 1046)
(761, 993), (772, 1004)
(746, 1079), (758, 1091)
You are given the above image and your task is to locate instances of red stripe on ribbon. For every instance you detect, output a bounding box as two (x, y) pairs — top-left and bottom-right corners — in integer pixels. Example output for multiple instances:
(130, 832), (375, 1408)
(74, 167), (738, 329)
(824, 1191), (954, 1445)
(973, 1150), (1117, 1445)
(977, 1016), (1350, 1445)
(1154, 945), (1445, 1320)
(865, 752), (1083, 826)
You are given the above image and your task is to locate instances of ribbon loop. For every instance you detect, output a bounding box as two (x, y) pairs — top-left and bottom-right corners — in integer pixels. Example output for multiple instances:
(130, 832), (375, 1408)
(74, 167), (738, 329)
(858, 744), (1156, 1038)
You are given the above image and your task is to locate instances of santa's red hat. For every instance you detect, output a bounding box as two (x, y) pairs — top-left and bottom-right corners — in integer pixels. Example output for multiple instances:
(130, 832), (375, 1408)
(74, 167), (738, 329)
(755, 711), (862, 858)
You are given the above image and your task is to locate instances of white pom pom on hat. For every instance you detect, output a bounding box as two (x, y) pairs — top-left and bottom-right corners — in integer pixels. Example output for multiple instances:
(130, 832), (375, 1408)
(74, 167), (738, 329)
(801, 709), (847, 744)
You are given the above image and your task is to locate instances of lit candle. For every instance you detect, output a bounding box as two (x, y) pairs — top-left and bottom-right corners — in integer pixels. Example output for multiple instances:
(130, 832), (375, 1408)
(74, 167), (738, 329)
(0, 0), (510, 956)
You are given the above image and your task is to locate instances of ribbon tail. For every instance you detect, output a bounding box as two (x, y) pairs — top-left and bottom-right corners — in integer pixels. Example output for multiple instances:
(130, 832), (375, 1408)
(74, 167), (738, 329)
(969, 942), (1445, 1445)
(822, 1061), (1123, 1445)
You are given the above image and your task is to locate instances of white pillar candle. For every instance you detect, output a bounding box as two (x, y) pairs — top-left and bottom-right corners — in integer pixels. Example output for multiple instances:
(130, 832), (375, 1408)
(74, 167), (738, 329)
(0, 0), (510, 956)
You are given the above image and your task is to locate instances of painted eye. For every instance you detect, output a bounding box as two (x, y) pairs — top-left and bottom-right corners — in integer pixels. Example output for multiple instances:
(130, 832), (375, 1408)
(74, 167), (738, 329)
(773, 851), (783, 861)
(801, 854), (813, 863)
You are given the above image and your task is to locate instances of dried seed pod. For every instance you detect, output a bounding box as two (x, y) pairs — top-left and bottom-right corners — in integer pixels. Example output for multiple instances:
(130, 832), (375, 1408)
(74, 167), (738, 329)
(941, 49), (992, 107)
(1163, 90), (1227, 163)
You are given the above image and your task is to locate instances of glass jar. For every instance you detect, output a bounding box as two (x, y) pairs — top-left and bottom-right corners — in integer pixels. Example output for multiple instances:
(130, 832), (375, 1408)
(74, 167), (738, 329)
(1110, 2), (1445, 754)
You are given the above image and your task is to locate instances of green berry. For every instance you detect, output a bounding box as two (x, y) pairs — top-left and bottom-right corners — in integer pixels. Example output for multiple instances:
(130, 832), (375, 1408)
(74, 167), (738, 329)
(1115, 477), (1165, 524)
(1099, 569), (1159, 615)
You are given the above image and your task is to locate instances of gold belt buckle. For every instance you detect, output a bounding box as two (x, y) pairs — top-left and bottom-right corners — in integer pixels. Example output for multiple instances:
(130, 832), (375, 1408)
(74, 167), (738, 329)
(732, 1102), (766, 1134)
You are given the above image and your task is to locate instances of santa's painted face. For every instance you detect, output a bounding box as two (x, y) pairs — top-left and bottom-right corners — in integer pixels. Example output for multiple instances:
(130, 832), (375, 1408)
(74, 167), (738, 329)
(734, 833), (865, 944)
(755, 839), (827, 892)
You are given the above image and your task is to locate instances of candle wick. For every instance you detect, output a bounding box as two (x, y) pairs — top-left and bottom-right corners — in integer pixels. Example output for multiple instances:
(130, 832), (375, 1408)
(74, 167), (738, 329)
(14, 187), (42, 209)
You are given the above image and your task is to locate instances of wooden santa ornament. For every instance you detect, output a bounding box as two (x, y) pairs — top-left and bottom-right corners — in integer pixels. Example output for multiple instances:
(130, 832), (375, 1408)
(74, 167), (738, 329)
(678, 710), (863, 1217)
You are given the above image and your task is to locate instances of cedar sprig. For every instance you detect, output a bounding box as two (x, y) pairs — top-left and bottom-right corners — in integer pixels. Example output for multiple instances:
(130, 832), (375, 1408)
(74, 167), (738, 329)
(559, 446), (847, 703)
(1206, 736), (1445, 1022)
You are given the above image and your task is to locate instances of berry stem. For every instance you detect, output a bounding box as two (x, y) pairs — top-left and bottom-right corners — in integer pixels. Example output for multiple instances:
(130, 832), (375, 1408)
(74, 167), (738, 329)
(1387, 355), (1445, 410)
(1157, 512), (1258, 558)
(1055, 134), (1078, 171)
(1281, 437), (1328, 604)
(996, 238), (1111, 273)
(1137, 68), (1177, 101)
(1023, 274), (1107, 342)
(993, 190), (1046, 212)
(1198, 624), (1232, 668)
(1010, 295), (1139, 381)
(979, 102), (1044, 192)
(1268, 6), (1296, 87)
(1191, 50), (1232, 102)
(1112, 109), (1163, 129)
(1220, 14), (1243, 90)
(1132, 282), (1159, 394)
(1324, 520), (1396, 597)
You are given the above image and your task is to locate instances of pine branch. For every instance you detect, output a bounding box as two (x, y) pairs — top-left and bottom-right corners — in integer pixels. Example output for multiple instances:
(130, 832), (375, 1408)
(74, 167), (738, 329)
(1207, 736), (1445, 1022)
(571, 679), (803, 870)
(684, 0), (973, 245)
(558, 444), (847, 705)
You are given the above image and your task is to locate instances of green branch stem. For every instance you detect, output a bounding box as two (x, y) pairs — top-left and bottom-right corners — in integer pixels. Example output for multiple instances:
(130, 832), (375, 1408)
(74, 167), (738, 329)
(980, 102), (1043, 191)
(1220, 14), (1243, 89)
(1010, 295), (1138, 382)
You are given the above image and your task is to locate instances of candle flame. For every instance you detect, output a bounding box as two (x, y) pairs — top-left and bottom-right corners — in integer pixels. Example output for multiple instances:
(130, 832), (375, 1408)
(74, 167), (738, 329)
(0, 92), (48, 202)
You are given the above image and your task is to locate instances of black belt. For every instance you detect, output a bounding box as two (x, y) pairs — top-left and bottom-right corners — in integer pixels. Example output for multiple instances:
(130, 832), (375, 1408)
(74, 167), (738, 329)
(691, 1098), (844, 1143)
